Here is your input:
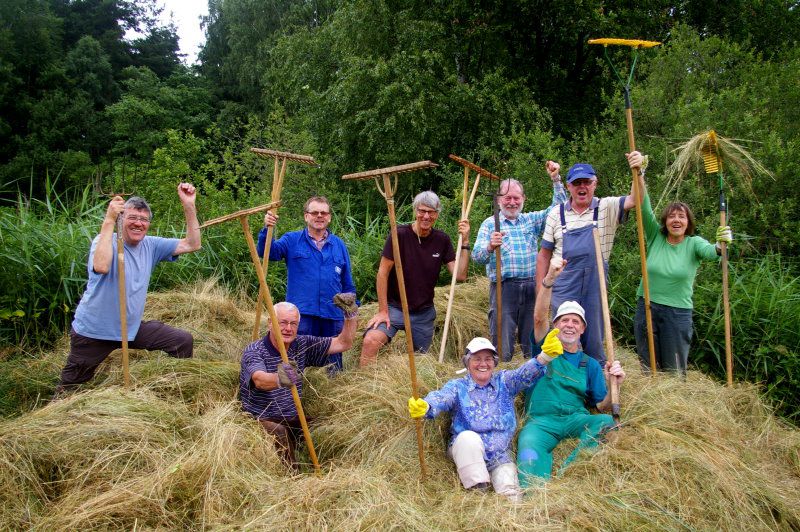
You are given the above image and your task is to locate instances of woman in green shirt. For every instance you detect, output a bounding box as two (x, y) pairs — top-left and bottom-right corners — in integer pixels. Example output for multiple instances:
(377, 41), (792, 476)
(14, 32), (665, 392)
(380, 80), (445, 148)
(634, 159), (732, 374)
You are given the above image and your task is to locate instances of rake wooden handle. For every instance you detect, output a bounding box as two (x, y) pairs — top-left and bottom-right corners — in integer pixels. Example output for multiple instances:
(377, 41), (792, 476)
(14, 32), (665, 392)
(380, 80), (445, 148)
(593, 226), (620, 420)
(249, 148), (318, 165)
(342, 161), (438, 180)
(116, 215), (130, 388)
(199, 201), (281, 229)
(241, 216), (321, 476)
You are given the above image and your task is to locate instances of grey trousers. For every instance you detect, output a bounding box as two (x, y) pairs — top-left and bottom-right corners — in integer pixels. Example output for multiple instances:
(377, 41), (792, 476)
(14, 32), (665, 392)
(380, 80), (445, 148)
(60, 321), (193, 387)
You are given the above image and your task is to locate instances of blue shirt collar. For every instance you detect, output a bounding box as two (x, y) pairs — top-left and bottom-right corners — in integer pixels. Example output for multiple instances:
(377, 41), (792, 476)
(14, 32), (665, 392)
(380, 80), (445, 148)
(466, 372), (498, 391)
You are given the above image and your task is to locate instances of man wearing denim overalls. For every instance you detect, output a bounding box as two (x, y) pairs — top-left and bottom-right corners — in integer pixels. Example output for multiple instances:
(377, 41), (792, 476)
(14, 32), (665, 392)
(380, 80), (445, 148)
(534, 152), (643, 364)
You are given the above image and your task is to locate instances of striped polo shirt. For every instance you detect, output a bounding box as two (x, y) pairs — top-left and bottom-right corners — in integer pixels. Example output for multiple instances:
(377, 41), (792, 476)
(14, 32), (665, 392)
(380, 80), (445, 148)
(540, 196), (628, 262)
(239, 333), (332, 420)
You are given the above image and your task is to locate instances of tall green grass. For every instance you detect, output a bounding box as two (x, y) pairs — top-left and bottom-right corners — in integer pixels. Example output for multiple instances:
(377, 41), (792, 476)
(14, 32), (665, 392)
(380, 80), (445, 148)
(0, 185), (101, 346)
(694, 255), (800, 422)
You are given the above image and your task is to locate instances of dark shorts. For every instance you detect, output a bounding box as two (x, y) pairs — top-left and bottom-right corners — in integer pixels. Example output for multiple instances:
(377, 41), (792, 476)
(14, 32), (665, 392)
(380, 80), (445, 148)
(369, 304), (436, 352)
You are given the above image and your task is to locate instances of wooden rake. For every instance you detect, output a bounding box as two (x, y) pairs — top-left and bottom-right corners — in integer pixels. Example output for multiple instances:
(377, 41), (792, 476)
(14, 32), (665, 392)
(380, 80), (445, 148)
(588, 37), (661, 374)
(201, 201), (323, 476)
(342, 160), (439, 480)
(249, 148), (318, 340)
(99, 188), (133, 388)
(438, 155), (500, 362)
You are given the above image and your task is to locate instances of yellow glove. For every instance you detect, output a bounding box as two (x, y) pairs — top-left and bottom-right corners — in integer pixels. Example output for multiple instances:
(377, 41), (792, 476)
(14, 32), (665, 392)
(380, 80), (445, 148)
(539, 328), (563, 363)
(408, 397), (429, 419)
(716, 225), (733, 244)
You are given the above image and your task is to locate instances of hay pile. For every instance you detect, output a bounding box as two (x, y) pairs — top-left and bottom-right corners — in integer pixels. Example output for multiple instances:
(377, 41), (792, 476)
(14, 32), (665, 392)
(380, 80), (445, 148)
(1, 278), (798, 530)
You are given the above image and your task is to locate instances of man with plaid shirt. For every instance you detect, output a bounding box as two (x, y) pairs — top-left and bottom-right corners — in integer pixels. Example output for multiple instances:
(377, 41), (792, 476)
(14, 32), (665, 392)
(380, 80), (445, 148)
(472, 162), (566, 361)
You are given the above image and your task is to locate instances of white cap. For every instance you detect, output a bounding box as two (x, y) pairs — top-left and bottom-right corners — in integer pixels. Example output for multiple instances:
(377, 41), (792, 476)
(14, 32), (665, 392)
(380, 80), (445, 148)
(462, 337), (499, 368)
(465, 337), (497, 355)
(553, 301), (586, 325)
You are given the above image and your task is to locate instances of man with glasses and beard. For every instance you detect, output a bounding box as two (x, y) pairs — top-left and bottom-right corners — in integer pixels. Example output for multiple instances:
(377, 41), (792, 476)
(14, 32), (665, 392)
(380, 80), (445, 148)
(359, 191), (470, 366)
(258, 196), (357, 374)
(471, 164), (566, 361)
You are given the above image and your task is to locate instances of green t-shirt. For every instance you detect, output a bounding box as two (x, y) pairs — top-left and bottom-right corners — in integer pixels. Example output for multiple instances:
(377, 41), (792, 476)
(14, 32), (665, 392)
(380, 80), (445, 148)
(636, 193), (719, 309)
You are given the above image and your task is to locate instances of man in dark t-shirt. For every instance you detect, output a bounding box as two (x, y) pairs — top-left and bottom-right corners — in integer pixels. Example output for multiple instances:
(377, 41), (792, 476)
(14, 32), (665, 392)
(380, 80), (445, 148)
(240, 299), (357, 468)
(359, 191), (471, 366)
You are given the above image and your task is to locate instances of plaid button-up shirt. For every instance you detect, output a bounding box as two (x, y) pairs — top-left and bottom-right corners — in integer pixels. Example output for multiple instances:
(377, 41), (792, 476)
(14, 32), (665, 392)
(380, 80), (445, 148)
(472, 182), (567, 281)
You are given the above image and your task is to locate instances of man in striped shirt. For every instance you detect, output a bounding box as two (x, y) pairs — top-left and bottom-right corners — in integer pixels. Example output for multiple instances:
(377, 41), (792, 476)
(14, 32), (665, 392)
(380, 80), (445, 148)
(535, 153), (642, 364)
(472, 162), (567, 361)
(239, 297), (357, 469)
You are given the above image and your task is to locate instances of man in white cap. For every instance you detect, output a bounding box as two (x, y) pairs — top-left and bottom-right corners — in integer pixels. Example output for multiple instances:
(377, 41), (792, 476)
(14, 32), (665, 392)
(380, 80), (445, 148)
(407, 331), (563, 501)
(516, 259), (626, 484)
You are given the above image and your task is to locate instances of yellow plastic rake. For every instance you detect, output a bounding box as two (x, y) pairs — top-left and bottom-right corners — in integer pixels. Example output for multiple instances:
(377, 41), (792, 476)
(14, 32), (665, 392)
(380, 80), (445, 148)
(589, 36), (661, 376)
(701, 131), (734, 386)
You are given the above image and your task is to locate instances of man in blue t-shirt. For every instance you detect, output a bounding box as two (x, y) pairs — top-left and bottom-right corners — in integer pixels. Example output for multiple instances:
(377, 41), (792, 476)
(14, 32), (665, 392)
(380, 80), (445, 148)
(56, 184), (202, 393)
(516, 259), (626, 484)
(239, 298), (357, 469)
(257, 196), (357, 374)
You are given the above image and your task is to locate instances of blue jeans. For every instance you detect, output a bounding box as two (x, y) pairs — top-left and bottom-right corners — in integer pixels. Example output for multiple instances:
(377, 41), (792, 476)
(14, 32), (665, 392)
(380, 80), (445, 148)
(634, 298), (693, 375)
(488, 278), (536, 361)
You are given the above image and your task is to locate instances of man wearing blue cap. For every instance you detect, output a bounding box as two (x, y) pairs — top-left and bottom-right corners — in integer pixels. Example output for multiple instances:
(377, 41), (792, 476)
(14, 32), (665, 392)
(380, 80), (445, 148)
(534, 152), (643, 364)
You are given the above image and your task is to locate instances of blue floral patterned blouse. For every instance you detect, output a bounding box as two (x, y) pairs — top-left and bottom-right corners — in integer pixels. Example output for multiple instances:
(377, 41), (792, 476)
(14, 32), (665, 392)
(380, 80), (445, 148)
(423, 358), (547, 469)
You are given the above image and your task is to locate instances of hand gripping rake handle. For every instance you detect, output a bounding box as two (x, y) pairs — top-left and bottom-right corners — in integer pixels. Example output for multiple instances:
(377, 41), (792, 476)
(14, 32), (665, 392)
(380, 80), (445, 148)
(702, 131), (734, 386)
(592, 226), (620, 420)
(438, 155), (500, 362)
(249, 148), (318, 340)
(343, 160), (439, 480)
(203, 203), (319, 474)
(116, 209), (130, 388)
(589, 37), (661, 374)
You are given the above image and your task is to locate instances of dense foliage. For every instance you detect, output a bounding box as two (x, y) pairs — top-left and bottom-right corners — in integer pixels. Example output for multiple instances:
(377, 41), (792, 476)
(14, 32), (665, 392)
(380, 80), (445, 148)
(0, 0), (798, 420)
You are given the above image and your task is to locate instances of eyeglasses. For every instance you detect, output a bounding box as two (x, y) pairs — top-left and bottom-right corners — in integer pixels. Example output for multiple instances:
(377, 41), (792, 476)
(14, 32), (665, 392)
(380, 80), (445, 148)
(416, 208), (438, 217)
(278, 320), (299, 329)
(569, 179), (596, 187)
(306, 210), (331, 217)
(126, 214), (151, 223)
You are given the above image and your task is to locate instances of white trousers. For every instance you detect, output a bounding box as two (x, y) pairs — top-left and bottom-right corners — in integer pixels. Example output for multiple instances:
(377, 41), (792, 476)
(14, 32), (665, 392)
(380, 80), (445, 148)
(448, 431), (521, 500)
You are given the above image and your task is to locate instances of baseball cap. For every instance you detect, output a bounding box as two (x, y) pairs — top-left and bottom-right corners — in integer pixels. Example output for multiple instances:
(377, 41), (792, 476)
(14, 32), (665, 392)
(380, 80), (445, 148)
(566, 163), (597, 184)
(462, 337), (499, 368)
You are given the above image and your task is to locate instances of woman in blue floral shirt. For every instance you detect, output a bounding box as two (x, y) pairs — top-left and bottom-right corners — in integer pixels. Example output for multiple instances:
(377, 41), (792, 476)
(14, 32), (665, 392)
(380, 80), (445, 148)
(408, 333), (563, 501)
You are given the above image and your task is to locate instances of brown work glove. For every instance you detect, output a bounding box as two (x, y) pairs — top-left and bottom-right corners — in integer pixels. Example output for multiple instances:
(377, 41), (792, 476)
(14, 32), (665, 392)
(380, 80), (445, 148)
(276, 361), (301, 388)
(333, 292), (359, 319)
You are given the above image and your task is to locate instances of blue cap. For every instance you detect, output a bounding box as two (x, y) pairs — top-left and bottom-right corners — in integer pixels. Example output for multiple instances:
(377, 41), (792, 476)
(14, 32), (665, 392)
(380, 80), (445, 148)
(566, 163), (597, 184)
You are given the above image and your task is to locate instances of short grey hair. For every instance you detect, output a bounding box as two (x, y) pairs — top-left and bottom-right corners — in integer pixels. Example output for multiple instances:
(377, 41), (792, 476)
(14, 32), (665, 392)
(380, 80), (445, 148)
(412, 191), (442, 213)
(274, 301), (301, 319)
(124, 196), (152, 218)
(500, 179), (524, 196)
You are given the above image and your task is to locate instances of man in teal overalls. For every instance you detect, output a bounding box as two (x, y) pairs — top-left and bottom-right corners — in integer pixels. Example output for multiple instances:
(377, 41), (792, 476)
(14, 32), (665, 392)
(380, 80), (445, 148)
(517, 259), (626, 484)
